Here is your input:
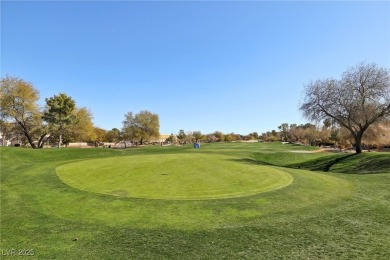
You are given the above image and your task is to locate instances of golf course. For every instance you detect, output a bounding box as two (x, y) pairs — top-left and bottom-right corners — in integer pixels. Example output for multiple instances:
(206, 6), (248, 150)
(1, 142), (390, 259)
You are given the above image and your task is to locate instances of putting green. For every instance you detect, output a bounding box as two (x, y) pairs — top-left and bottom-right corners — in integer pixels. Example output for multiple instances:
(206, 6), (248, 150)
(56, 154), (293, 200)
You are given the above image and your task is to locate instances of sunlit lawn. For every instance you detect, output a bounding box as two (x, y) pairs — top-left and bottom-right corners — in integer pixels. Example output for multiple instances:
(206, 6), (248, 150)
(1, 142), (389, 259)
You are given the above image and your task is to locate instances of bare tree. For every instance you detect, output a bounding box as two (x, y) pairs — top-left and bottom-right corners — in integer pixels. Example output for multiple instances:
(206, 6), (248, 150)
(300, 62), (390, 153)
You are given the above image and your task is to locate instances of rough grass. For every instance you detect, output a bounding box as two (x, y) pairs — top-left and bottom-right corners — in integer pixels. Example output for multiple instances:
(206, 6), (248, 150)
(1, 143), (389, 259)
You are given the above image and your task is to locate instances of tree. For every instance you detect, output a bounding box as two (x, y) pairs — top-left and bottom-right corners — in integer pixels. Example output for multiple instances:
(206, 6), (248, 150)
(224, 133), (233, 142)
(300, 62), (390, 153)
(165, 133), (174, 144)
(288, 124), (304, 143)
(135, 110), (159, 144)
(66, 107), (95, 143)
(192, 131), (204, 142)
(270, 130), (279, 142)
(278, 123), (290, 142)
(362, 121), (390, 151)
(122, 110), (160, 145)
(42, 93), (76, 148)
(248, 132), (259, 140)
(213, 131), (224, 142)
(177, 129), (187, 144)
(91, 127), (107, 147)
(185, 131), (194, 144)
(224, 132), (241, 142)
(0, 75), (47, 148)
(205, 134), (218, 143)
(106, 128), (122, 143)
(302, 124), (319, 146)
(122, 112), (138, 146)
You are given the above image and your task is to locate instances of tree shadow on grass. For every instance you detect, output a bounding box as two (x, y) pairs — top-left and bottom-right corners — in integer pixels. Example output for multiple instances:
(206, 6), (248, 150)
(288, 153), (390, 174)
(229, 153), (390, 175)
(227, 158), (274, 166)
(288, 153), (357, 172)
(329, 153), (390, 174)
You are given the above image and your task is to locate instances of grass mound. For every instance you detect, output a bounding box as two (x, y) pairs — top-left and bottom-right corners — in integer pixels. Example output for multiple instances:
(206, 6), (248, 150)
(57, 154), (293, 199)
(288, 152), (390, 174)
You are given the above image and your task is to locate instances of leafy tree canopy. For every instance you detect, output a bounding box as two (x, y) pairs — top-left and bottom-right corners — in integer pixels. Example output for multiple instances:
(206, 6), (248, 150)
(42, 93), (76, 147)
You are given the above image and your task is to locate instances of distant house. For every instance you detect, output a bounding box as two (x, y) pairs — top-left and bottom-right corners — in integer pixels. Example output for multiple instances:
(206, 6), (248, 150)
(0, 131), (11, 146)
(0, 129), (19, 146)
(151, 134), (172, 144)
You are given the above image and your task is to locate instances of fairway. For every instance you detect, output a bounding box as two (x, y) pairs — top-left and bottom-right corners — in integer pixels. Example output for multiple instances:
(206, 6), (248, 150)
(57, 153), (293, 199)
(2, 142), (390, 259)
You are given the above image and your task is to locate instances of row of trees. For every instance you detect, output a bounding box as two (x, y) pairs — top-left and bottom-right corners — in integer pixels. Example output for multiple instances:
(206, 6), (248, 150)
(0, 75), (260, 147)
(102, 129), (259, 146)
(0, 75), (161, 148)
(1, 62), (389, 152)
(0, 76), (81, 148)
(261, 121), (390, 151)
(0, 75), (260, 148)
(167, 130), (259, 144)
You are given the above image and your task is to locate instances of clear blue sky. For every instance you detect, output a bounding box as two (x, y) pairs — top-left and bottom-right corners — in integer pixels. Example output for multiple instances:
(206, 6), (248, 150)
(2, 1), (389, 135)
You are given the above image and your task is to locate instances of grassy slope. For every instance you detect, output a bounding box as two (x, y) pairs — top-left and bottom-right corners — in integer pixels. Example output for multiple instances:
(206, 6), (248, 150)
(1, 143), (389, 259)
(287, 151), (390, 174)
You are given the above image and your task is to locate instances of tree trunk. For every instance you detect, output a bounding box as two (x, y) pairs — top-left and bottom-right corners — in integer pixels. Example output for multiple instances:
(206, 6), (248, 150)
(58, 134), (62, 148)
(354, 134), (363, 154)
(38, 133), (49, 148)
(1, 128), (6, 146)
(17, 121), (37, 149)
(23, 131), (37, 148)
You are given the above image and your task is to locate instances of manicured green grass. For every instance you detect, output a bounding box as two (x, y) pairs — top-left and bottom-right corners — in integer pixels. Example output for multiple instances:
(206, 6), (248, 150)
(57, 153), (293, 199)
(288, 151), (390, 174)
(1, 143), (389, 259)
